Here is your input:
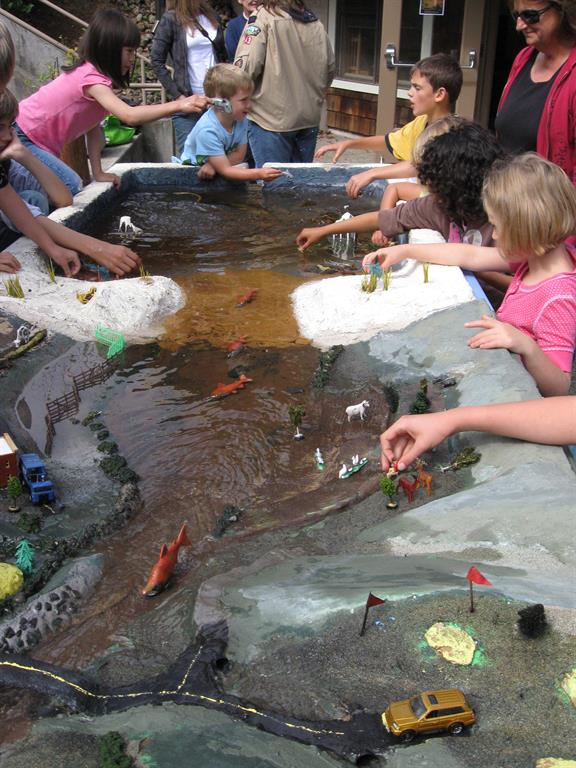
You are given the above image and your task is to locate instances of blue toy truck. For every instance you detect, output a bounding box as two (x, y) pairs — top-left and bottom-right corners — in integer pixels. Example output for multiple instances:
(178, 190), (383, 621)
(19, 453), (55, 504)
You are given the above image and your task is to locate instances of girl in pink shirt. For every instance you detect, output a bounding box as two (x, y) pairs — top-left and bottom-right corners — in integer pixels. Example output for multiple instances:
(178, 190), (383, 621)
(363, 153), (576, 397)
(15, 9), (209, 194)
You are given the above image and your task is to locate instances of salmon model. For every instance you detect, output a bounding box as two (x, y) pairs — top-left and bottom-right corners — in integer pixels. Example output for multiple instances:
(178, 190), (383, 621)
(210, 373), (253, 399)
(226, 335), (248, 357)
(142, 523), (191, 597)
(236, 288), (257, 307)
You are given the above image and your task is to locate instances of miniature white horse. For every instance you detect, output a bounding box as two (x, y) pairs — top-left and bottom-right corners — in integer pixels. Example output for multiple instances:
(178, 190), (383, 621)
(345, 400), (369, 422)
(338, 463), (348, 479)
(118, 216), (142, 235)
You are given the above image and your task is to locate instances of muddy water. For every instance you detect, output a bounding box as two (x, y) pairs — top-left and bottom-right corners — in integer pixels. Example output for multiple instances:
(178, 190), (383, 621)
(33, 189), (390, 668)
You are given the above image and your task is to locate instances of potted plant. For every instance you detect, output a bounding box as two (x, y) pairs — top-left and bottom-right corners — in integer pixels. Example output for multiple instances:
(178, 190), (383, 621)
(379, 474), (398, 509)
(6, 475), (23, 513)
(288, 404), (306, 440)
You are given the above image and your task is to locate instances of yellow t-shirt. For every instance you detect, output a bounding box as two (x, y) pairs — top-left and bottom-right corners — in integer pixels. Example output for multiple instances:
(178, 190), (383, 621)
(387, 115), (429, 162)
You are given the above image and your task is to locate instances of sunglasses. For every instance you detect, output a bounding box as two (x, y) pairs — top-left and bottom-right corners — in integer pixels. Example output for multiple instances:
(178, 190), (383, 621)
(511, 3), (556, 24)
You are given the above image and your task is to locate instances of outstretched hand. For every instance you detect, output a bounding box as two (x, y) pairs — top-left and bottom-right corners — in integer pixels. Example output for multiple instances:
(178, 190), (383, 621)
(92, 243), (140, 276)
(346, 170), (374, 199)
(296, 227), (323, 252)
(361, 245), (406, 272)
(49, 246), (81, 277)
(465, 314), (530, 355)
(380, 412), (454, 471)
(314, 141), (348, 162)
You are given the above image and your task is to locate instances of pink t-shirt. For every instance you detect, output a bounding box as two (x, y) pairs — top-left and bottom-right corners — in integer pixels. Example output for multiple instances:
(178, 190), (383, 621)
(496, 244), (576, 372)
(17, 62), (112, 157)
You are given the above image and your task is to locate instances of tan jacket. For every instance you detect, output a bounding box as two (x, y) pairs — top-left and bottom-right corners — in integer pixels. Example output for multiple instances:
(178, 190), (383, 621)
(234, 7), (335, 132)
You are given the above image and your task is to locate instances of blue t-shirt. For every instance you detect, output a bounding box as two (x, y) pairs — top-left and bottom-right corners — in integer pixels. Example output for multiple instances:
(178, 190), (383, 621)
(181, 108), (248, 165)
(225, 14), (248, 61)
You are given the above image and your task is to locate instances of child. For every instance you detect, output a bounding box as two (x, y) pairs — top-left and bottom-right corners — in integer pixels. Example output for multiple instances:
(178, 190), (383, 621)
(225, 0), (260, 60)
(0, 91), (140, 277)
(179, 63), (283, 183)
(364, 154), (576, 398)
(14, 9), (210, 195)
(297, 120), (502, 254)
(379, 397), (576, 472)
(314, 53), (463, 200)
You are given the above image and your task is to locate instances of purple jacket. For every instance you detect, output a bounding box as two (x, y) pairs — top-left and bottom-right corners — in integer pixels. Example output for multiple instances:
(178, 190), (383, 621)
(498, 45), (576, 185)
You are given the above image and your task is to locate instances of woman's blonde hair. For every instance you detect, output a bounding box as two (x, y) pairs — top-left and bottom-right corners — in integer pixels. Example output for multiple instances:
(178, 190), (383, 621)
(0, 22), (15, 87)
(204, 63), (252, 98)
(482, 153), (576, 258)
(411, 115), (466, 165)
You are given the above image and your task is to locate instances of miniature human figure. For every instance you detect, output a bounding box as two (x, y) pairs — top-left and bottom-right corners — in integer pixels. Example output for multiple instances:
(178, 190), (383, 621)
(178, 64), (283, 183)
(314, 447), (324, 469)
(379, 397), (576, 472)
(364, 154), (576, 397)
(315, 53), (462, 200)
(15, 9), (209, 194)
(338, 463), (348, 479)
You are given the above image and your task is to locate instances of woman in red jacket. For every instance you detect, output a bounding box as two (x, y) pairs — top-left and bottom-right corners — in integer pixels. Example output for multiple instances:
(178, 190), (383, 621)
(496, 1), (576, 183)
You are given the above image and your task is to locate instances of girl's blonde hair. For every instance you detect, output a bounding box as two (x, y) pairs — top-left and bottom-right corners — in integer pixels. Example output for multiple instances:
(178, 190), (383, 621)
(482, 153), (576, 258)
(204, 63), (252, 98)
(411, 115), (466, 165)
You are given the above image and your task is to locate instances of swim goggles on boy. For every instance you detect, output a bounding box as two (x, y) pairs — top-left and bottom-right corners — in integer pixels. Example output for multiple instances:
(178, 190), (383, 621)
(511, 3), (556, 24)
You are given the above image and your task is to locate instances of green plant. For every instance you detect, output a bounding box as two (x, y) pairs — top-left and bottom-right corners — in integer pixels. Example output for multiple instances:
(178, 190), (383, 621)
(46, 259), (56, 283)
(15, 539), (35, 574)
(288, 404), (305, 429)
(422, 262), (430, 284)
(446, 446), (481, 472)
(382, 382), (400, 414)
(361, 272), (378, 293)
(6, 475), (23, 510)
(4, 276), (25, 298)
(4, 0), (35, 16)
(17, 511), (42, 534)
(98, 731), (135, 768)
(382, 268), (392, 291)
(138, 263), (152, 280)
(379, 475), (397, 508)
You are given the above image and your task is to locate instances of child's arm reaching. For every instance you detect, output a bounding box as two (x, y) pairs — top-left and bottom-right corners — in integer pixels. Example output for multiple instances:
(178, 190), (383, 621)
(465, 315), (571, 397)
(0, 131), (72, 208)
(38, 217), (140, 277)
(379, 182), (424, 211)
(314, 135), (388, 162)
(380, 397), (576, 471)
(362, 242), (509, 272)
(346, 162), (418, 200)
(86, 125), (120, 187)
(296, 211), (381, 252)
(204, 154), (283, 183)
(0, 251), (21, 273)
(0, 184), (79, 276)
(86, 84), (209, 127)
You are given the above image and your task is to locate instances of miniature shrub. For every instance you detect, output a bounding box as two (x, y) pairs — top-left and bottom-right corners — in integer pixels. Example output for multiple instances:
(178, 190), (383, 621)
(17, 511), (42, 534)
(98, 731), (134, 768)
(312, 345), (344, 389)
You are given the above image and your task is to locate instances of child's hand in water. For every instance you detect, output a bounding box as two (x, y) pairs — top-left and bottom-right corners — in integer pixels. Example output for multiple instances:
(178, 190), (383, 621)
(296, 227), (323, 252)
(346, 169), (377, 199)
(0, 251), (21, 273)
(92, 243), (141, 276)
(465, 315), (531, 354)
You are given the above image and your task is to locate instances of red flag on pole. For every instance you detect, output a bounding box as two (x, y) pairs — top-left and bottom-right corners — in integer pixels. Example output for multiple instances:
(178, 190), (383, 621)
(466, 566), (492, 587)
(366, 592), (386, 607)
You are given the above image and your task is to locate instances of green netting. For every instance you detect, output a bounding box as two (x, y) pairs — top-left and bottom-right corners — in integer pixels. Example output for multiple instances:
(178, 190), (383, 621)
(95, 325), (125, 359)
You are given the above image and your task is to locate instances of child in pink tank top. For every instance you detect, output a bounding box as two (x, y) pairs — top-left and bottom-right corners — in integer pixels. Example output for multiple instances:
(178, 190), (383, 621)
(363, 153), (576, 397)
(14, 9), (210, 195)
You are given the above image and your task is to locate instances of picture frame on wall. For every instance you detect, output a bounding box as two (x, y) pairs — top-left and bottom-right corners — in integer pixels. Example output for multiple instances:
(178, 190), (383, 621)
(420, 0), (445, 15)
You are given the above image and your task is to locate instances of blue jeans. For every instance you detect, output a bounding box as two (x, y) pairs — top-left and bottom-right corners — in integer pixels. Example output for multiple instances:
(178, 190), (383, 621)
(14, 123), (83, 195)
(172, 112), (202, 156)
(248, 121), (319, 166)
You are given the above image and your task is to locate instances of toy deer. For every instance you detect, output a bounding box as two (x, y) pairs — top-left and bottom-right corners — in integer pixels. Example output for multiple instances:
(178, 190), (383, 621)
(416, 459), (433, 496)
(397, 475), (420, 503)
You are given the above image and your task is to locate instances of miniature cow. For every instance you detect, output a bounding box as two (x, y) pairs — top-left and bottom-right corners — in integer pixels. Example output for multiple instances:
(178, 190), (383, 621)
(345, 400), (369, 422)
(118, 216), (142, 235)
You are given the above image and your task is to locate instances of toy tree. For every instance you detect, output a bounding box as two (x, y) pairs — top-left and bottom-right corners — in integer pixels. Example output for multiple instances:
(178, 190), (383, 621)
(517, 603), (547, 638)
(15, 539), (34, 575)
(6, 475), (23, 512)
(379, 474), (398, 509)
(288, 404), (305, 440)
(410, 379), (431, 414)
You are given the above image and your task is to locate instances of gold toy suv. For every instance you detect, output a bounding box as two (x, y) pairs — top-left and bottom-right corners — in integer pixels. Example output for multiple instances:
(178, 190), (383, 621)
(382, 688), (476, 742)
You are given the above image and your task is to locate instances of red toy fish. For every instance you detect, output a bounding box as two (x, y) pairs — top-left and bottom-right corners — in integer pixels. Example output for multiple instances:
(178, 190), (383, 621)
(210, 373), (253, 399)
(226, 335), (248, 357)
(142, 523), (191, 597)
(237, 288), (257, 307)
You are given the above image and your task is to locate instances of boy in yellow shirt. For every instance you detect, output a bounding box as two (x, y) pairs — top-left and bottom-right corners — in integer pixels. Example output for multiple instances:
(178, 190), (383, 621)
(315, 53), (463, 199)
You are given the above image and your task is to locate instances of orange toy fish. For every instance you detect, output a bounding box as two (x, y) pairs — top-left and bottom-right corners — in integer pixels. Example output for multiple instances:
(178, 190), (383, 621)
(210, 373), (253, 399)
(226, 335), (248, 357)
(237, 288), (257, 307)
(142, 523), (191, 597)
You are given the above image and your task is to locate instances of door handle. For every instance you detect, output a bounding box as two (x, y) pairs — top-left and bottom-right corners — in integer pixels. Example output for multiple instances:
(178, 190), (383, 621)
(384, 44), (477, 70)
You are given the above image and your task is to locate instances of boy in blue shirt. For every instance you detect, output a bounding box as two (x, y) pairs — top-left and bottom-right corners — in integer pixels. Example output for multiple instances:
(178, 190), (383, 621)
(179, 64), (282, 183)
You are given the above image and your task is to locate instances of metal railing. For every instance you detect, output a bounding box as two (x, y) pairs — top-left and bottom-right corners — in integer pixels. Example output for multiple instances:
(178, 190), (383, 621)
(1, 0), (167, 103)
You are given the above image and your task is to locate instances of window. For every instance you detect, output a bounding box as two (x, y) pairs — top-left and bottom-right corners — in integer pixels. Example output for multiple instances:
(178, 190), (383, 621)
(335, 0), (382, 83)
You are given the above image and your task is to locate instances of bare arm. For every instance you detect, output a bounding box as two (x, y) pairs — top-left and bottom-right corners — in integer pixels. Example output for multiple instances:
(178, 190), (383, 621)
(380, 397), (576, 470)
(379, 182), (424, 211)
(346, 161), (418, 199)
(0, 133), (72, 208)
(296, 211), (381, 252)
(86, 84), (208, 127)
(206, 155), (283, 182)
(38, 217), (140, 277)
(86, 125), (119, 186)
(0, 185), (79, 276)
(315, 135), (388, 162)
(363, 242), (509, 272)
